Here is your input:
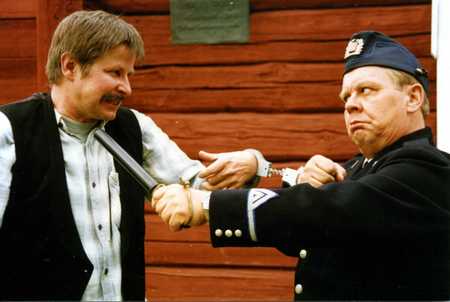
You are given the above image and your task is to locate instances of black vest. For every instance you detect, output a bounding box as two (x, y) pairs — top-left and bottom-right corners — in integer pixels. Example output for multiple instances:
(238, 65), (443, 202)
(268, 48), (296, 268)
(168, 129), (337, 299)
(0, 93), (146, 300)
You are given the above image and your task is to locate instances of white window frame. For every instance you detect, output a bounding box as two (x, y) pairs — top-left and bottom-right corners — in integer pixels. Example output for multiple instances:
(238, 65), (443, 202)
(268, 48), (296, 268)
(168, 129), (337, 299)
(432, 0), (450, 152)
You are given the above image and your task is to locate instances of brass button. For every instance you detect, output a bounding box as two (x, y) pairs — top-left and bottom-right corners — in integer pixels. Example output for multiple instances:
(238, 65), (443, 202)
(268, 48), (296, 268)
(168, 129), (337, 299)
(299, 249), (307, 259)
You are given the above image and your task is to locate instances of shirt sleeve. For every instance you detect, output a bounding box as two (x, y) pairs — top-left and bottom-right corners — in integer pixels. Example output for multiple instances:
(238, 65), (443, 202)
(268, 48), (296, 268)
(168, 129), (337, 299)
(130, 109), (205, 187)
(0, 112), (16, 228)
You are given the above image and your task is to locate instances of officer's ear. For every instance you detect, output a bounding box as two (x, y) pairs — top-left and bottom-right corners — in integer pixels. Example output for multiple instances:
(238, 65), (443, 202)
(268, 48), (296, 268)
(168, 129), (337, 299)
(405, 83), (425, 114)
(60, 52), (80, 81)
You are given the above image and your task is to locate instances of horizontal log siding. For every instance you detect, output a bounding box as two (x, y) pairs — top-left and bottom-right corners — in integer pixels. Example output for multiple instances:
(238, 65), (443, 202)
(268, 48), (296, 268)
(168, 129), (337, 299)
(91, 0), (430, 13)
(0, 1), (435, 301)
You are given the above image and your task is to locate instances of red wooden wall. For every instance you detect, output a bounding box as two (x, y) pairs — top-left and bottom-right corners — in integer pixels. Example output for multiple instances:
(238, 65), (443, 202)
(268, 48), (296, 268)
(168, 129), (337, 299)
(0, 0), (435, 300)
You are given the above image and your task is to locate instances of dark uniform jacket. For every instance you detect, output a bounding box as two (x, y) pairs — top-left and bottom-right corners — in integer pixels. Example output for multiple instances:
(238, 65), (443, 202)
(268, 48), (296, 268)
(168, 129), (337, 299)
(209, 128), (450, 300)
(0, 93), (146, 300)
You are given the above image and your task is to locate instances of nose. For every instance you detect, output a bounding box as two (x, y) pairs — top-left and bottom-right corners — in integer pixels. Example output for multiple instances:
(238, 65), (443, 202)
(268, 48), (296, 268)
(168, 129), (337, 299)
(344, 93), (362, 114)
(118, 75), (132, 97)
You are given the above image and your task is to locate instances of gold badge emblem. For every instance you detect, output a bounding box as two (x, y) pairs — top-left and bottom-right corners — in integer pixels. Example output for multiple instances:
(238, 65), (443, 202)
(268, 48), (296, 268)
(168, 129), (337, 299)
(344, 38), (364, 59)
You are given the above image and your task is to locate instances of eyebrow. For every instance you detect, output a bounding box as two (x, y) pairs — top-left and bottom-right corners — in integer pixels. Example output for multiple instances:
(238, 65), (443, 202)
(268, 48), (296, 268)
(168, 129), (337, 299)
(107, 64), (135, 75)
(339, 80), (380, 100)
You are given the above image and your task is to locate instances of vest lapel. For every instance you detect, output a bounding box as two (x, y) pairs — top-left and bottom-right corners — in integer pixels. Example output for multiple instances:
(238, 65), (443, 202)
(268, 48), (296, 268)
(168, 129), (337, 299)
(43, 97), (90, 263)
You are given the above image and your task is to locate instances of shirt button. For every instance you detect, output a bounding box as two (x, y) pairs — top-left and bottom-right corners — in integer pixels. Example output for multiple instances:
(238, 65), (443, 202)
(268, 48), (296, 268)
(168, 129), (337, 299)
(92, 182), (96, 188)
(299, 249), (307, 259)
(295, 284), (303, 294)
(225, 229), (233, 237)
(215, 229), (223, 237)
(234, 229), (242, 237)
(98, 224), (103, 231)
(104, 268), (109, 275)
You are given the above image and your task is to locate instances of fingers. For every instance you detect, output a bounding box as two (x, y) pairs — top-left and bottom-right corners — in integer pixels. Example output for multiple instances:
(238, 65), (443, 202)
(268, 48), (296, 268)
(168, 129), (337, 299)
(151, 184), (209, 232)
(309, 166), (336, 183)
(300, 155), (346, 187)
(198, 159), (226, 180)
(227, 182), (242, 189)
(153, 196), (169, 214)
(200, 150), (257, 189)
(165, 207), (186, 232)
(198, 150), (218, 163)
(160, 203), (188, 232)
(308, 176), (325, 189)
(198, 151), (225, 179)
(314, 156), (337, 176)
(151, 184), (191, 232)
(151, 185), (167, 208)
(334, 163), (347, 182)
(160, 205), (184, 232)
(201, 177), (236, 191)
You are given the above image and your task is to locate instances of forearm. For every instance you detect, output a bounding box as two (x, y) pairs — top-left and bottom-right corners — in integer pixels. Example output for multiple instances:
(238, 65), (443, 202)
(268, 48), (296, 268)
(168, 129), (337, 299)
(133, 109), (205, 186)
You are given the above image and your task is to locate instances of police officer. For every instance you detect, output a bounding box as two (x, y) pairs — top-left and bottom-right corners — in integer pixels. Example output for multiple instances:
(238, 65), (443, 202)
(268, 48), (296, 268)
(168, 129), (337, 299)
(152, 31), (450, 300)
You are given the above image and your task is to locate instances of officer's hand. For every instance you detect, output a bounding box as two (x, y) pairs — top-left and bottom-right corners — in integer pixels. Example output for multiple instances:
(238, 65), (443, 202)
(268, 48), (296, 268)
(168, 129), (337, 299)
(298, 155), (346, 188)
(198, 150), (257, 190)
(151, 184), (208, 232)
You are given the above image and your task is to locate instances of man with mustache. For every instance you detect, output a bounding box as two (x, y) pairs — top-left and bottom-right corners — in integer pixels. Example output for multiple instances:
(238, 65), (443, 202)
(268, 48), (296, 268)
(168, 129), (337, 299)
(0, 10), (261, 300)
(152, 31), (450, 300)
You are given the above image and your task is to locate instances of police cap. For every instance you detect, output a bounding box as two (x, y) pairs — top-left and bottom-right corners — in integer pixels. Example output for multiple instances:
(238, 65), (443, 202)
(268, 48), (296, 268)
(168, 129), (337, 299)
(343, 31), (429, 95)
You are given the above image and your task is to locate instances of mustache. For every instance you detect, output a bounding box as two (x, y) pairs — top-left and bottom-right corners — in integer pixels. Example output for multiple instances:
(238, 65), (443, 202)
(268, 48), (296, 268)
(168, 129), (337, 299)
(101, 93), (125, 103)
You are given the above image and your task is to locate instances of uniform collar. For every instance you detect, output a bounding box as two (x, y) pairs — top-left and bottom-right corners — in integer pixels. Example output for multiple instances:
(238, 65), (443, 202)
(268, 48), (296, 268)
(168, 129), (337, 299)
(350, 127), (433, 170)
(372, 127), (433, 161)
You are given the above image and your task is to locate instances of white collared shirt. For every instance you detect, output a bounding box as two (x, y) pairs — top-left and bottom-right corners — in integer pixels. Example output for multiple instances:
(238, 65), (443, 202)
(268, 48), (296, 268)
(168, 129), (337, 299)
(0, 108), (204, 300)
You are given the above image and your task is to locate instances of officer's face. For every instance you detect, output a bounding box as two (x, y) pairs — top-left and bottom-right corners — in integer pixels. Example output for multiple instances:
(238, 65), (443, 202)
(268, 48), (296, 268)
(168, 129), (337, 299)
(340, 66), (411, 157)
(64, 44), (135, 122)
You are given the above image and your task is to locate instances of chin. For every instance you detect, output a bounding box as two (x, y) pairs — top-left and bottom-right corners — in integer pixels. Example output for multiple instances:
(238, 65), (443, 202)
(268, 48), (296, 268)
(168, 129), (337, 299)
(99, 102), (121, 120)
(352, 132), (377, 149)
(350, 130), (367, 144)
(104, 113), (117, 121)
(99, 110), (118, 121)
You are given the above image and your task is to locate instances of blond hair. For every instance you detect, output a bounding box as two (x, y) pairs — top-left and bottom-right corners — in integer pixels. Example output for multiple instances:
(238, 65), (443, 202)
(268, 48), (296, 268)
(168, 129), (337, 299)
(46, 10), (144, 84)
(385, 68), (430, 117)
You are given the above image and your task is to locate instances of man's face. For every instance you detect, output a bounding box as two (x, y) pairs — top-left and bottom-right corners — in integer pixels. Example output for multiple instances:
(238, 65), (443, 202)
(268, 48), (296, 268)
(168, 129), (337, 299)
(69, 44), (136, 122)
(340, 66), (410, 157)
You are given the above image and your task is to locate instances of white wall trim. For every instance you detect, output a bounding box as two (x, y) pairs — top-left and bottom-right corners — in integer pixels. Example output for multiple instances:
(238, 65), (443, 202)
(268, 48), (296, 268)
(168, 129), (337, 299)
(432, 0), (450, 152)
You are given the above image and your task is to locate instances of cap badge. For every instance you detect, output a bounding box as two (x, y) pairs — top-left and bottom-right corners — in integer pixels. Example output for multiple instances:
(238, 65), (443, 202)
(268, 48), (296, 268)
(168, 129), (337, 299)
(344, 38), (364, 59)
(415, 67), (428, 76)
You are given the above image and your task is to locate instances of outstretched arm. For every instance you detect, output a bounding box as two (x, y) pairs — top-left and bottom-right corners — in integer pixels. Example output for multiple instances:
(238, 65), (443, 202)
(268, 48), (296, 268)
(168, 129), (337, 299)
(198, 150), (258, 190)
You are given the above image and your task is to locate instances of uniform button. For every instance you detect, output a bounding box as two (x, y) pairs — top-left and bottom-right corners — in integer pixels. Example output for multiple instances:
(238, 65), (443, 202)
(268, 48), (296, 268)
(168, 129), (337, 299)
(225, 229), (233, 237)
(234, 229), (242, 237)
(98, 224), (103, 231)
(299, 249), (307, 259)
(215, 229), (223, 237)
(295, 284), (303, 294)
(83, 269), (88, 273)
(92, 182), (96, 188)
(104, 268), (109, 275)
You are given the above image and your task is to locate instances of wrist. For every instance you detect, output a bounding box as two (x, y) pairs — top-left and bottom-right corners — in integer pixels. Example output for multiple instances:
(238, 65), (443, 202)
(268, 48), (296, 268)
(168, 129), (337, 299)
(296, 166), (305, 184)
(190, 190), (211, 225)
(245, 149), (272, 177)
